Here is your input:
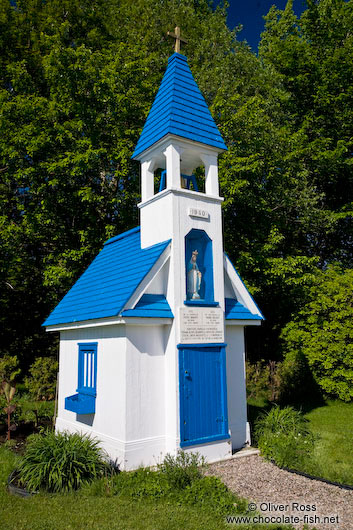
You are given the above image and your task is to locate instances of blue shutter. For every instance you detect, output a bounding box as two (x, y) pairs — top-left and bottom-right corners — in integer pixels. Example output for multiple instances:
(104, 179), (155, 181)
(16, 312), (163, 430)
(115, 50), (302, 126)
(77, 343), (97, 396)
(65, 342), (97, 414)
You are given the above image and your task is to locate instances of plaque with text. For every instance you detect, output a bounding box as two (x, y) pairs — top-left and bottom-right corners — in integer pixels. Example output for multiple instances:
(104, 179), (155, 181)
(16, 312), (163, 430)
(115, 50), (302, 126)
(179, 307), (224, 344)
(188, 207), (209, 220)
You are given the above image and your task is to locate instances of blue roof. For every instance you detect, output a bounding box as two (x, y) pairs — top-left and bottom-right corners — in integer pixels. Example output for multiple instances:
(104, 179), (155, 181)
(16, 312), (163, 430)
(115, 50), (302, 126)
(132, 53), (227, 158)
(43, 228), (171, 326)
(225, 298), (263, 320)
(122, 294), (173, 318)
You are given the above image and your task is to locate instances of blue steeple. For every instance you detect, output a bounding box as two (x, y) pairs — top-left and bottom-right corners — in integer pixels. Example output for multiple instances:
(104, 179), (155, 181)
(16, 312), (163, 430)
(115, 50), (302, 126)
(132, 53), (227, 159)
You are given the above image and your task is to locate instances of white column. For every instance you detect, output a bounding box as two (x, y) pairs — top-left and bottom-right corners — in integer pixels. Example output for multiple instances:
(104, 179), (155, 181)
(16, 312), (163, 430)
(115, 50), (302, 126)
(141, 158), (156, 202)
(200, 153), (219, 197)
(163, 144), (183, 189)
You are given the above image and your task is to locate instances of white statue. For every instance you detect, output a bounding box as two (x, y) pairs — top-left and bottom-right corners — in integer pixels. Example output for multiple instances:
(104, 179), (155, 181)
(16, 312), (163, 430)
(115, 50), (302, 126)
(187, 250), (202, 299)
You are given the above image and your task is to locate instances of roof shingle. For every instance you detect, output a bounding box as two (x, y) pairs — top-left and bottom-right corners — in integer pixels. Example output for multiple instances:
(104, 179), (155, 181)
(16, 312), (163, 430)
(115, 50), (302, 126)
(132, 53), (227, 158)
(43, 227), (170, 326)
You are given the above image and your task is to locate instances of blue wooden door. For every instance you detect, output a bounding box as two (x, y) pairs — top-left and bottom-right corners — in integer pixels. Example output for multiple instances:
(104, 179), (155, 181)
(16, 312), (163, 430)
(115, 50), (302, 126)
(179, 345), (230, 447)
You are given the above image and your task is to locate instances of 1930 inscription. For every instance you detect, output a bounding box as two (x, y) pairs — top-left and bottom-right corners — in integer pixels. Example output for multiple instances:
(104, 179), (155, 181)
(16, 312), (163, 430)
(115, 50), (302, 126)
(179, 307), (224, 344)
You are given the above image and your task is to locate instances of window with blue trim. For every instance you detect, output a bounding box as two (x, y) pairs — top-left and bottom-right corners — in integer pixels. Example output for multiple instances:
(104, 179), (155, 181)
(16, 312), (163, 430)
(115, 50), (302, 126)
(65, 343), (97, 415)
(77, 343), (97, 396)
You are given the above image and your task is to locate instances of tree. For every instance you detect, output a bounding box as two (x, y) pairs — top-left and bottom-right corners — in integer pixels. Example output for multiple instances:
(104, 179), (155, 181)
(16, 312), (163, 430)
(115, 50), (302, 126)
(1, 0), (352, 374)
(0, 0), (239, 368)
(259, 0), (353, 266)
(216, 0), (353, 359)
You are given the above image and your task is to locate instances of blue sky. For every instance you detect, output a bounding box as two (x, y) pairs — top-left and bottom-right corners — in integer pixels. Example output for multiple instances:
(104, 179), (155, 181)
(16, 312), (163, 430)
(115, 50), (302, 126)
(216, 0), (306, 50)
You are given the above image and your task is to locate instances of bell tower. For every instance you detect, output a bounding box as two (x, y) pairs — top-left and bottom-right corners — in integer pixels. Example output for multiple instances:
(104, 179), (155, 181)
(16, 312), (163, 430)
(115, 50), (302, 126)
(132, 46), (234, 459)
(132, 51), (227, 314)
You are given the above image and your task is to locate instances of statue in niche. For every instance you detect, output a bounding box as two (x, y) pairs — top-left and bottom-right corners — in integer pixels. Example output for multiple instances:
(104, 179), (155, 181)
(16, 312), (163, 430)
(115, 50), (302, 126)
(187, 250), (202, 299)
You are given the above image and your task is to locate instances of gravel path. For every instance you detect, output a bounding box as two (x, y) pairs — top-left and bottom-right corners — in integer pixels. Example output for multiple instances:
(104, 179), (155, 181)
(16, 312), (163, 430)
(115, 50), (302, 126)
(207, 454), (353, 530)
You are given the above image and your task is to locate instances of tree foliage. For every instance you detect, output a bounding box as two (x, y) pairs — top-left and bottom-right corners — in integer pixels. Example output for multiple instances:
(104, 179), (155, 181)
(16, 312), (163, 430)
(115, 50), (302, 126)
(0, 0), (353, 386)
(24, 356), (58, 401)
(281, 266), (353, 401)
(0, 0), (237, 367)
(216, 0), (353, 359)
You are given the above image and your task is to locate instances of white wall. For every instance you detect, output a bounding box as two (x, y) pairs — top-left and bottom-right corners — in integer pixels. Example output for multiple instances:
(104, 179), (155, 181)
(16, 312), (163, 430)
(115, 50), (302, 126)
(140, 189), (225, 316)
(56, 325), (127, 464)
(124, 324), (166, 468)
(225, 325), (248, 449)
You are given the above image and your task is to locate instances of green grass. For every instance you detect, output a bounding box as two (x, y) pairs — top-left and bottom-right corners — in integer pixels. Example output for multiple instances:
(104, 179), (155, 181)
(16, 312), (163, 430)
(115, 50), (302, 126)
(304, 399), (353, 486)
(0, 445), (295, 530)
(249, 397), (353, 487)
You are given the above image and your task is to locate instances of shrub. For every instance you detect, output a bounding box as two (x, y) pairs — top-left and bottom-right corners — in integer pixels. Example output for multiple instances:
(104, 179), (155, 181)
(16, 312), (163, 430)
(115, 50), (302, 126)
(81, 464), (248, 518)
(254, 406), (315, 469)
(246, 360), (282, 403)
(114, 468), (167, 499)
(277, 350), (322, 406)
(0, 355), (20, 440)
(0, 355), (21, 383)
(281, 266), (353, 402)
(181, 475), (247, 515)
(18, 397), (55, 428)
(157, 450), (204, 490)
(24, 356), (58, 401)
(18, 431), (107, 492)
(246, 360), (270, 400)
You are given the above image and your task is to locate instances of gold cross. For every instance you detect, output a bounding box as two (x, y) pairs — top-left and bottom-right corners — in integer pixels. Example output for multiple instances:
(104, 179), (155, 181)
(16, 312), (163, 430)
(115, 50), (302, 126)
(167, 26), (187, 54)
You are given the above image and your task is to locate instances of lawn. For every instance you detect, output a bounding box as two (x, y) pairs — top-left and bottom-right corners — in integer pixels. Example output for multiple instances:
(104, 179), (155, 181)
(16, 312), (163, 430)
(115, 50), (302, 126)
(0, 445), (294, 530)
(248, 397), (353, 487)
(304, 400), (353, 486)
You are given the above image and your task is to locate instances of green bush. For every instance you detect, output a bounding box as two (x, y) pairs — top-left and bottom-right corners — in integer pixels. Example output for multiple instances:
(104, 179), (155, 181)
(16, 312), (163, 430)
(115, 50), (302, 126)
(277, 350), (322, 406)
(157, 450), (205, 490)
(81, 465), (249, 518)
(255, 406), (315, 469)
(181, 475), (247, 515)
(246, 360), (282, 403)
(18, 397), (55, 427)
(115, 468), (167, 499)
(246, 360), (270, 401)
(24, 356), (58, 401)
(0, 355), (21, 383)
(18, 431), (107, 492)
(281, 266), (353, 402)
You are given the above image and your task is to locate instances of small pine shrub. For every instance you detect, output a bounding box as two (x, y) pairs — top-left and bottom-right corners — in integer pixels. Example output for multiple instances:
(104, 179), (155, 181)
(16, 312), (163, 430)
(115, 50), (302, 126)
(18, 431), (107, 492)
(157, 450), (205, 490)
(254, 406), (315, 469)
(181, 475), (247, 515)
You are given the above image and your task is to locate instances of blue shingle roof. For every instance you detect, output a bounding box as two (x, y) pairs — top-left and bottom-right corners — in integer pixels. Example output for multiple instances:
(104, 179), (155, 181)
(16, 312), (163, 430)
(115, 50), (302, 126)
(43, 228), (171, 326)
(132, 53), (227, 158)
(122, 294), (173, 318)
(225, 298), (263, 320)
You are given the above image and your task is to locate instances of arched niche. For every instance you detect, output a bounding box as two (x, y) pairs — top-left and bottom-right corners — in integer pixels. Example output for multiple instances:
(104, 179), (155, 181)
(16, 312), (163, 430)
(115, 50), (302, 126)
(185, 229), (214, 304)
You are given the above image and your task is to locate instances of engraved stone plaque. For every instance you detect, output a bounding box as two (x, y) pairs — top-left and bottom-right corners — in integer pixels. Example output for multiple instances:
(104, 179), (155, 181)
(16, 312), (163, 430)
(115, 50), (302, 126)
(179, 307), (224, 344)
(188, 207), (209, 220)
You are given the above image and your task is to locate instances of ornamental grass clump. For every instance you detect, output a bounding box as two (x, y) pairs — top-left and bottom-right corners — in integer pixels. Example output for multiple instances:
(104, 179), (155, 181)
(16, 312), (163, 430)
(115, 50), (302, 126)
(18, 431), (107, 492)
(254, 405), (315, 469)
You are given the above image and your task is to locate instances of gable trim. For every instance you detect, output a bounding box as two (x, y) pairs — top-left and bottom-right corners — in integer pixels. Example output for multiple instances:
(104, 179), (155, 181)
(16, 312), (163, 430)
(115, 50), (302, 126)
(121, 243), (171, 313)
(223, 254), (264, 320)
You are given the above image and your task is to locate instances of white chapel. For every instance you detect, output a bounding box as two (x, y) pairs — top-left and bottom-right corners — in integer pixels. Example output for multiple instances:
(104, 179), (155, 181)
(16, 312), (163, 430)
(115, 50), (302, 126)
(44, 34), (263, 470)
